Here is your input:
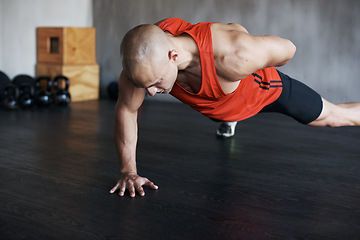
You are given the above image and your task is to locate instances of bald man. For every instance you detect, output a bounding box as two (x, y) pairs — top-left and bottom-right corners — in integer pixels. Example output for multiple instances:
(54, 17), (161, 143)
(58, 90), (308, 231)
(110, 18), (360, 197)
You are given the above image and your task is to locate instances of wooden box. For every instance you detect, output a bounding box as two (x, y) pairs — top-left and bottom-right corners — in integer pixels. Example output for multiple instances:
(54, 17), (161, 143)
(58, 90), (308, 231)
(37, 27), (96, 64)
(36, 63), (99, 102)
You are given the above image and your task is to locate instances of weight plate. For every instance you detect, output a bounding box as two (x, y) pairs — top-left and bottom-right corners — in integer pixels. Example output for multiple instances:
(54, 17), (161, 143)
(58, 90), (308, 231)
(0, 71), (11, 100)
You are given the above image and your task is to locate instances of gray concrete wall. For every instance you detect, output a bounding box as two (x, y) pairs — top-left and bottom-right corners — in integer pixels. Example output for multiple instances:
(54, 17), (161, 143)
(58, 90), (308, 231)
(0, 0), (93, 79)
(94, 0), (360, 103)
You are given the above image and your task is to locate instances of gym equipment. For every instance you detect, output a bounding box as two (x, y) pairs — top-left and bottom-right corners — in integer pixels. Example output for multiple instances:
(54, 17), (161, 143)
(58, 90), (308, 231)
(53, 75), (71, 105)
(12, 74), (36, 88)
(35, 76), (53, 106)
(107, 81), (119, 100)
(18, 84), (35, 109)
(36, 64), (99, 102)
(37, 27), (96, 65)
(12, 74), (35, 109)
(36, 27), (99, 102)
(0, 71), (11, 101)
(3, 84), (19, 110)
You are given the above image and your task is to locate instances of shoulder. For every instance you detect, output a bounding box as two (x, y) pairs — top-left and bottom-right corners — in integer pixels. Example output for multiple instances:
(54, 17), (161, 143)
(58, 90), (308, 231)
(154, 18), (191, 28)
(211, 22), (251, 56)
(117, 71), (145, 111)
(154, 18), (194, 35)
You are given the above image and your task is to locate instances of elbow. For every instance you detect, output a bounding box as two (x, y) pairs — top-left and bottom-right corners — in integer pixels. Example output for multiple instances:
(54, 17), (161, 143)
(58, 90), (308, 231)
(277, 40), (296, 67)
(288, 40), (296, 59)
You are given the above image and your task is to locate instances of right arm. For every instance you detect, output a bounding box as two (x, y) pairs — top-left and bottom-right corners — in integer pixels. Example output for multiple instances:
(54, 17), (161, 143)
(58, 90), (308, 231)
(212, 23), (296, 80)
(110, 72), (158, 197)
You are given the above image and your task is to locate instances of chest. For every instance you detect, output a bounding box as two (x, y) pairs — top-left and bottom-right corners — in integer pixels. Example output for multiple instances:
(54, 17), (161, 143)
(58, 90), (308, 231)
(176, 64), (240, 95)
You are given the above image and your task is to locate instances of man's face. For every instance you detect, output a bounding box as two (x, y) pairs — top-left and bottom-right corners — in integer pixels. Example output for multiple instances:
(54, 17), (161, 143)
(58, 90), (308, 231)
(133, 60), (178, 96)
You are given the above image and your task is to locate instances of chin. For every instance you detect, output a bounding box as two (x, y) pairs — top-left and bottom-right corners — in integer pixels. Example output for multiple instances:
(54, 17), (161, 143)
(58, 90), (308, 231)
(165, 86), (174, 94)
(167, 83), (175, 93)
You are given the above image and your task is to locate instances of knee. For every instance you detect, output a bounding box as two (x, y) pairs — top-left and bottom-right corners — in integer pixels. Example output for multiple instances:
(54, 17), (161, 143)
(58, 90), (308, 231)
(326, 120), (353, 128)
(308, 115), (355, 127)
(307, 98), (359, 127)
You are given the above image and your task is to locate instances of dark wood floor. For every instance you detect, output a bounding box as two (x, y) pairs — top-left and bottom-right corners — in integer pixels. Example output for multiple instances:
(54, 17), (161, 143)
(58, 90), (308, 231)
(1, 99), (360, 240)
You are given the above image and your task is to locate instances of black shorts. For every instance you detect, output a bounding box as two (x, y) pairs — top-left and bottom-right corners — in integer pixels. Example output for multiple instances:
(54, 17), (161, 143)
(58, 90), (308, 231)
(260, 71), (323, 124)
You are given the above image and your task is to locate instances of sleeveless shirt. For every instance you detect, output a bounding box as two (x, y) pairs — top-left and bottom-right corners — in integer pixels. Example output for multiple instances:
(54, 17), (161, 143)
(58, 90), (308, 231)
(157, 18), (283, 122)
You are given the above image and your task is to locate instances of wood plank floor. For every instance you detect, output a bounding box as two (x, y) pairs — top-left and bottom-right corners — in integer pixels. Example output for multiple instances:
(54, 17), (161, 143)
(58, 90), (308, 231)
(1, 99), (360, 240)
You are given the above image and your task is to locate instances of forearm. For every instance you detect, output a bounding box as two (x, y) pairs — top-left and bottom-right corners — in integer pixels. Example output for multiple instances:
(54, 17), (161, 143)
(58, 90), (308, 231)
(115, 135), (137, 175)
(114, 107), (139, 175)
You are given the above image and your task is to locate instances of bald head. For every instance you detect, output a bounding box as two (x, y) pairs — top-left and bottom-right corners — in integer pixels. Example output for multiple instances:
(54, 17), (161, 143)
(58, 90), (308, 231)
(120, 24), (172, 80)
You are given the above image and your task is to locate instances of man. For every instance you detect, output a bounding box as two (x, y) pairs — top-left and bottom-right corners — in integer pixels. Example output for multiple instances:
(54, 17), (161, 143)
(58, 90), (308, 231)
(109, 18), (360, 198)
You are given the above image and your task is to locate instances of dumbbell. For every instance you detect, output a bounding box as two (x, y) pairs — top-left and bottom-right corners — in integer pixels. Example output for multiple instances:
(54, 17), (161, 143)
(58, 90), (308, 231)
(53, 75), (71, 105)
(35, 76), (53, 106)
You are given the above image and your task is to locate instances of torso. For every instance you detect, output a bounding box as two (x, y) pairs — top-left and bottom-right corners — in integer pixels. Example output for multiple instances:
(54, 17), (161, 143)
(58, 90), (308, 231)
(175, 22), (251, 95)
(177, 68), (201, 93)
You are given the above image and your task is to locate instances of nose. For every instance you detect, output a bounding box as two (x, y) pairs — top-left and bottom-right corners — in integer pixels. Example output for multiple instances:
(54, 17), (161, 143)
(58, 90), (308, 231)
(146, 86), (157, 96)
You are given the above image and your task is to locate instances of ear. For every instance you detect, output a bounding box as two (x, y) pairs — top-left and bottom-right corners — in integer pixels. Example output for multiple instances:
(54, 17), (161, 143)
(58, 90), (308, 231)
(168, 50), (178, 63)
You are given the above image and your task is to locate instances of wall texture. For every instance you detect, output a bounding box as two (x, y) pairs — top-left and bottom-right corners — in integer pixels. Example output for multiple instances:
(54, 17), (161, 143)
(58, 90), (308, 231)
(0, 0), (93, 80)
(94, 0), (360, 103)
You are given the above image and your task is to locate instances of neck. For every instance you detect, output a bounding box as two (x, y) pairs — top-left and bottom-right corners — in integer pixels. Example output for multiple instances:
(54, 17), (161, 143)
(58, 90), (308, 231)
(167, 34), (199, 71)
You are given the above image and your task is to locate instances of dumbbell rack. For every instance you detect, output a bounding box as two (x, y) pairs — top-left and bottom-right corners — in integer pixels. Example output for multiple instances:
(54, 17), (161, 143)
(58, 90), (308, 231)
(36, 27), (99, 102)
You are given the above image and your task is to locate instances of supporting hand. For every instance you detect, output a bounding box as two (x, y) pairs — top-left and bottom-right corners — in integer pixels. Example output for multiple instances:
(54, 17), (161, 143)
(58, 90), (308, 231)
(110, 173), (158, 197)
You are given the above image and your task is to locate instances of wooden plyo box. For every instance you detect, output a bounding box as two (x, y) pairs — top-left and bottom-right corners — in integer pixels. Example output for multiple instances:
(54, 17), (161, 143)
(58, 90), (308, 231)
(36, 63), (99, 102)
(37, 27), (96, 64)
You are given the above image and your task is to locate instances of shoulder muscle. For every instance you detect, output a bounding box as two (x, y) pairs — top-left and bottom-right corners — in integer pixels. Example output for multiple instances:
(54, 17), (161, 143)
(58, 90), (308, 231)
(213, 23), (296, 78)
(117, 71), (146, 113)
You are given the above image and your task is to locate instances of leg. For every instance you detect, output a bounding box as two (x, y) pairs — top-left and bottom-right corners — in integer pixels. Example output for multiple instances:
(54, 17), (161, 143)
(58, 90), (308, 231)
(308, 98), (360, 127)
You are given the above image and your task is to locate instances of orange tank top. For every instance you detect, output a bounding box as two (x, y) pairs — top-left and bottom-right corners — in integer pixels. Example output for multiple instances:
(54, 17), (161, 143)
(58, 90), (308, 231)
(158, 18), (283, 122)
